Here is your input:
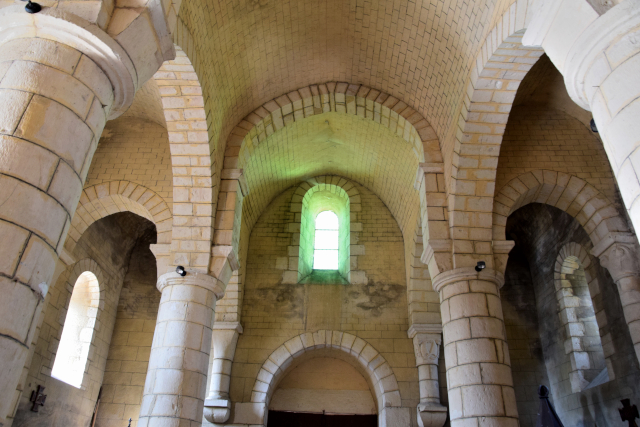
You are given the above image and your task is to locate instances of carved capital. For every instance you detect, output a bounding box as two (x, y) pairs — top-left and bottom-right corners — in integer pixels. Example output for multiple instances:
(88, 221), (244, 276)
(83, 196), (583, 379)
(598, 242), (640, 282)
(412, 333), (441, 366)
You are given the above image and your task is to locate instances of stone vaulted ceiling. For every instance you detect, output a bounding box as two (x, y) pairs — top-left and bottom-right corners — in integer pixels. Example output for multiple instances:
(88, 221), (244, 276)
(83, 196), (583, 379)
(177, 0), (518, 163)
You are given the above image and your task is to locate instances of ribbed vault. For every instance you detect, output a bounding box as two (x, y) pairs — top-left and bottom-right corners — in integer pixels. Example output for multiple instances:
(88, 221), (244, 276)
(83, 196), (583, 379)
(239, 112), (420, 237)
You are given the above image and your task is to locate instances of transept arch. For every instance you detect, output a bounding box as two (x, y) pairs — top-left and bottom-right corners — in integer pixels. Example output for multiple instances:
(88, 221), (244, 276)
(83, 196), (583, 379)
(250, 330), (402, 424)
(154, 45), (213, 271)
(64, 181), (171, 254)
(443, 2), (544, 271)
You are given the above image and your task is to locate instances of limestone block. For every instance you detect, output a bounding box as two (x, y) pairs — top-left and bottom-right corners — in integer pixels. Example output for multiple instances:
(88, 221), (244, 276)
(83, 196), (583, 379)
(379, 407), (411, 427)
(233, 402), (265, 425)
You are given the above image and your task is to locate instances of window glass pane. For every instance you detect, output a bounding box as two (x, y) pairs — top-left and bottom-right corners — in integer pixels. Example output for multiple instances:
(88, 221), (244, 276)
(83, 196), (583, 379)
(314, 250), (339, 269)
(315, 230), (339, 249)
(316, 211), (339, 230)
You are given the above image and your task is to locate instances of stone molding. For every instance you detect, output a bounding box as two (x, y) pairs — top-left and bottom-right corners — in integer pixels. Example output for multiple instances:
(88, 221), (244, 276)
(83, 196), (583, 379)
(156, 270), (225, 298)
(431, 267), (504, 293)
(213, 321), (244, 333)
(564, 0), (640, 110)
(0, 6), (136, 118)
(407, 323), (442, 339)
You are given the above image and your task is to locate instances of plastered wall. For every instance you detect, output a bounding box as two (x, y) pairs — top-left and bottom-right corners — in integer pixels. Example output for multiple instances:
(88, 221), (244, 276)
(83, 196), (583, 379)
(230, 182), (422, 425)
(11, 213), (155, 427)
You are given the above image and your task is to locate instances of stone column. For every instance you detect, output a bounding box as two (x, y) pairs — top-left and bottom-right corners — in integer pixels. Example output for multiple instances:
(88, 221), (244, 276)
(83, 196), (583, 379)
(408, 324), (448, 427)
(204, 322), (243, 424)
(0, 35), (125, 424)
(526, 1), (640, 233)
(433, 268), (518, 427)
(139, 270), (224, 426)
(592, 233), (640, 363)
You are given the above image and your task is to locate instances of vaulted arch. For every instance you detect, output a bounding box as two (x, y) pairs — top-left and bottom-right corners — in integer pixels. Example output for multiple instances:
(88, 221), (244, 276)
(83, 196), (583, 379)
(65, 181), (171, 254)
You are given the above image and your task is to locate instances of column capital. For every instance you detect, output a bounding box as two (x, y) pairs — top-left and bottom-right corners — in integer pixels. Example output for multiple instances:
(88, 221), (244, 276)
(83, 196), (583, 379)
(0, 7), (136, 118)
(591, 233), (640, 282)
(432, 267), (504, 293)
(157, 270), (225, 299)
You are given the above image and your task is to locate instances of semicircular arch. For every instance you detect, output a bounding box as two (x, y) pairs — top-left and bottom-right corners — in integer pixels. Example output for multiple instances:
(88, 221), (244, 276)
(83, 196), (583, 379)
(65, 181), (172, 254)
(251, 330), (402, 414)
(493, 170), (629, 249)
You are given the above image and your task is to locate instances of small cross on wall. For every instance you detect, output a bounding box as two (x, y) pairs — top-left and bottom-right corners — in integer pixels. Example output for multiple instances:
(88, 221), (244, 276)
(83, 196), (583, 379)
(29, 385), (47, 412)
(620, 399), (640, 427)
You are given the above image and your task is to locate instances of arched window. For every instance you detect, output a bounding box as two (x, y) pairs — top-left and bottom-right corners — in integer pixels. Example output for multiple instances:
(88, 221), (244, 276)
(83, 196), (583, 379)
(313, 211), (339, 270)
(297, 185), (351, 283)
(51, 271), (100, 388)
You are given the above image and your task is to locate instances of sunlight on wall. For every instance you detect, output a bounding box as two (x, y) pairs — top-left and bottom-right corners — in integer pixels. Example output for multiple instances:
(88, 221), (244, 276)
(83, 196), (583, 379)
(51, 271), (100, 388)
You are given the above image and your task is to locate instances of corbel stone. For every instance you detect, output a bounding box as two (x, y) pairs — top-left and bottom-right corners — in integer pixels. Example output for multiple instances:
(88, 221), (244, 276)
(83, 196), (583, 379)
(209, 245), (240, 298)
(204, 322), (244, 424)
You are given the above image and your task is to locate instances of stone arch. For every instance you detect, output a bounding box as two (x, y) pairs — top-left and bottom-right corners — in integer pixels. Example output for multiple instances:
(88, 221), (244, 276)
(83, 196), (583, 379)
(446, 2), (544, 264)
(223, 82), (440, 169)
(553, 242), (611, 392)
(154, 45), (212, 271)
(65, 181), (171, 254)
(281, 176), (365, 285)
(251, 330), (402, 423)
(492, 170), (629, 249)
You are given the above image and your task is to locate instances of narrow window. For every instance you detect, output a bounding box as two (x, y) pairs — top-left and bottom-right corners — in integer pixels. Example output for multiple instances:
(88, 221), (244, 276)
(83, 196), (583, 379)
(313, 211), (339, 270)
(52, 271), (100, 388)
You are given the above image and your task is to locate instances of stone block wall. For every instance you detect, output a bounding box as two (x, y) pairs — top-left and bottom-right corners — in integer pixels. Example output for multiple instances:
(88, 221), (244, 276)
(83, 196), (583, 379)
(11, 213), (155, 427)
(86, 118), (173, 213)
(96, 239), (159, 427)
(226, 182), (422, 425)
(496, 106), (622, 213)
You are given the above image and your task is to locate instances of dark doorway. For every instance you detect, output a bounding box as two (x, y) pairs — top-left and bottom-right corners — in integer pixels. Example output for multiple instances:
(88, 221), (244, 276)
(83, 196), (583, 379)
(267, 410), (377, 427)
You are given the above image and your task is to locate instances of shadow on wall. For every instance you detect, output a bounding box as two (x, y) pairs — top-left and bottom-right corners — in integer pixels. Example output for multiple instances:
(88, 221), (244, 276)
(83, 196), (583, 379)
(505, 203), (640, 426)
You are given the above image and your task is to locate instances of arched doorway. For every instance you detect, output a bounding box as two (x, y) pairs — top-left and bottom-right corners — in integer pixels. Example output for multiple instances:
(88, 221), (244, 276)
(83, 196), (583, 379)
(267, 356), (377, 426)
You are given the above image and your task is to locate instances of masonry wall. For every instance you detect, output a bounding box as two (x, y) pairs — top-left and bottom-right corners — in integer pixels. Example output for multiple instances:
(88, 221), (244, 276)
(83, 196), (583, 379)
(96, 237), (159, 427)
(86, 118), (173, 212)
(11, 213), (155, 427)
(229, 182), (421, 425)
(496, 106), (622, 212)
(506, 204), (640, 425)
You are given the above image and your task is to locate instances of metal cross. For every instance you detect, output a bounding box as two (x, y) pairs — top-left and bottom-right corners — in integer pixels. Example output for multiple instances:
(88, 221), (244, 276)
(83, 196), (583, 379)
(29, 385), (47, 412)
(620, 399), (640, 427)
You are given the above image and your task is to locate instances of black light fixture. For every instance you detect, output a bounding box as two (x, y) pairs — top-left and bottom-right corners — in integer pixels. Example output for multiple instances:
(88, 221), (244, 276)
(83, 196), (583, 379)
(475, 261), (486, 272)
(590, 118), (598, 133)
(176, 265), (187, 276)
(23, 0), (41, 13)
